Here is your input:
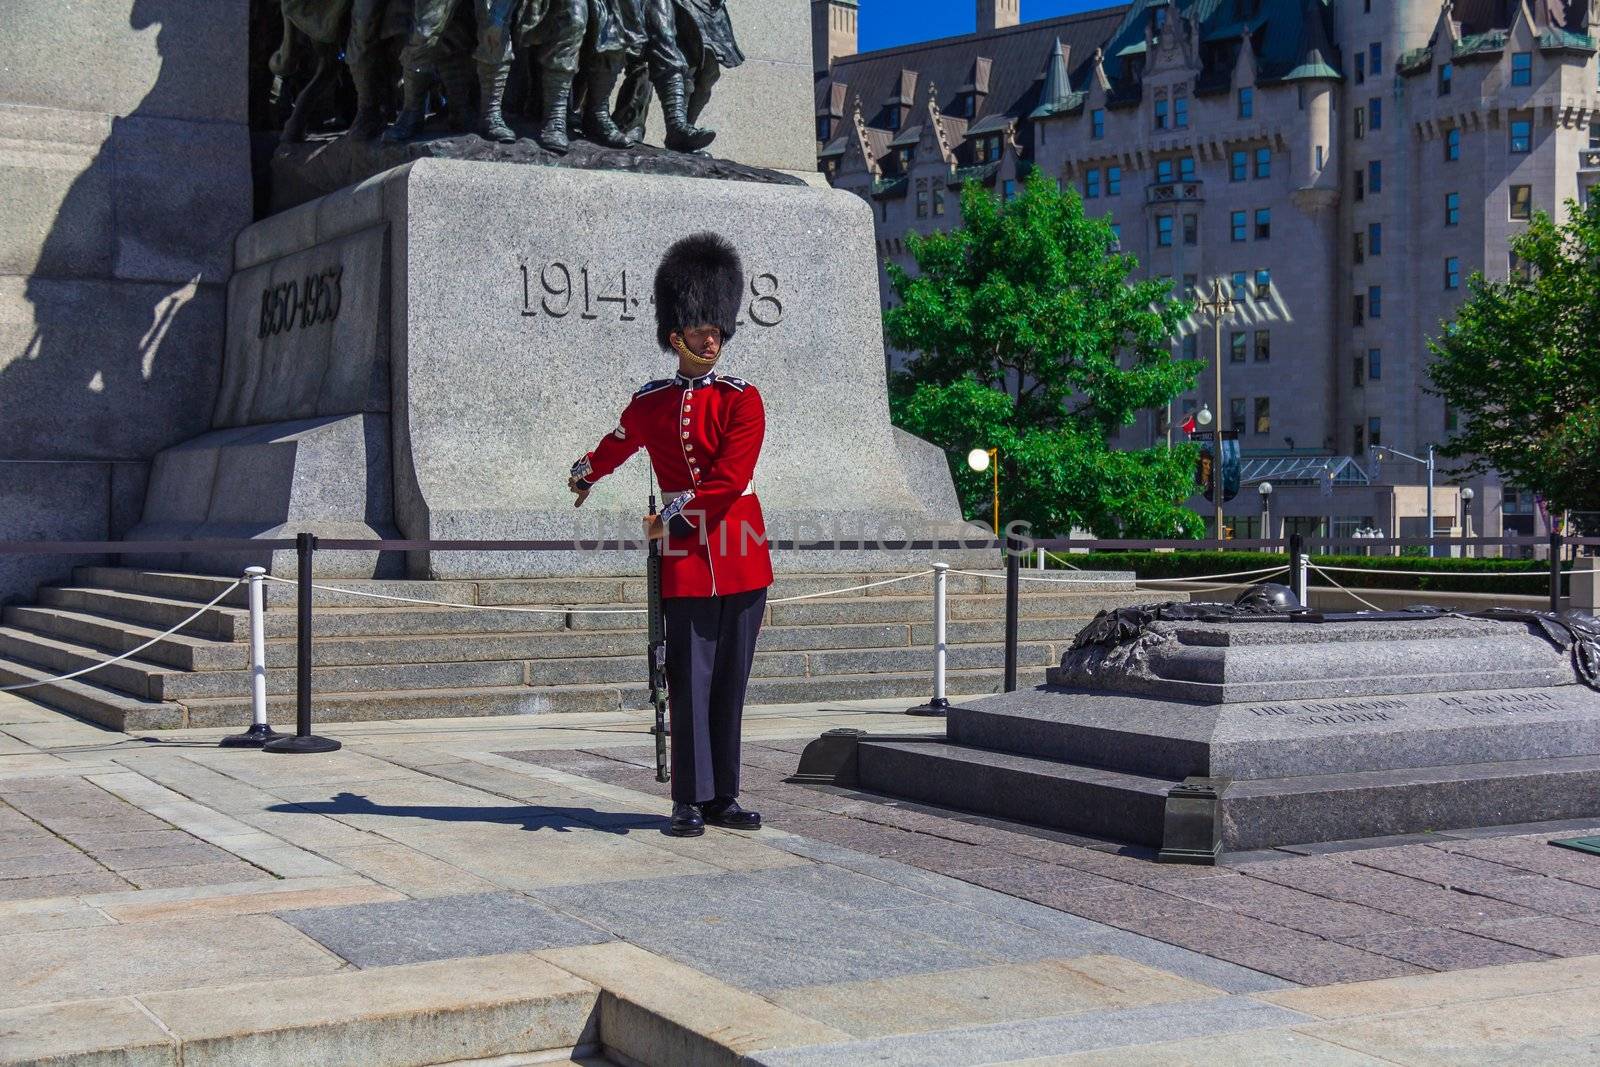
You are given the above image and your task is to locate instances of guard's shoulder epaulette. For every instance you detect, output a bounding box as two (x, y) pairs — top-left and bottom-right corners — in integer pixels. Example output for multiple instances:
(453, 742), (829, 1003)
(632, 378), (675, 398)
(716, 375), (751, 391)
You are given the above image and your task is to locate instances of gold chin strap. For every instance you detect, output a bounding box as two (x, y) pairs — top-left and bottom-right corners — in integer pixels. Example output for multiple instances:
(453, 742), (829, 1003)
(673, 335), (718, 367)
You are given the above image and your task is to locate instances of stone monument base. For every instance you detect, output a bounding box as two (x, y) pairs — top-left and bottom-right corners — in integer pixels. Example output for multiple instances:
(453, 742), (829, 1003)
(802, 614), (1600, 857)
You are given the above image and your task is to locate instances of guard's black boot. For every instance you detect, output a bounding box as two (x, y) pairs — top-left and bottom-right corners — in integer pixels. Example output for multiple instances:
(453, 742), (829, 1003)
(477, 63), (516, 143)
(668, 802), (705, 837)
(654, 72), (715, 152)
(581, 61), (632, 149)
(382, 70), (429, 142)
(701, 797), (761, 831)
(536, 74), (572, 153)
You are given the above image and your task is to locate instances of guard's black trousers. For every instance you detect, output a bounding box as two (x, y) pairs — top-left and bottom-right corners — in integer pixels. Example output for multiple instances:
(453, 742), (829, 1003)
(663, 587), (767, 804)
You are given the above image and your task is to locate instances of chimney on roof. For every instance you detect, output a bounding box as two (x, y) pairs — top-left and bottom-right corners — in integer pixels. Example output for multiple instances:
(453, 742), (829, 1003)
(812, 0), (859, 79)
(978, 0), (1021, 33)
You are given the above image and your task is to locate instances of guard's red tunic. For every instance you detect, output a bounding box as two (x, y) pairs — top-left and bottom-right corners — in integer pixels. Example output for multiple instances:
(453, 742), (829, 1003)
(572, 369), (774, 598)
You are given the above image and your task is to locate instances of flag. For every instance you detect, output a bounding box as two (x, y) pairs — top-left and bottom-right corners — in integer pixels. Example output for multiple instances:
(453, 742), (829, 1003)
(1180, 413), (1196, 434)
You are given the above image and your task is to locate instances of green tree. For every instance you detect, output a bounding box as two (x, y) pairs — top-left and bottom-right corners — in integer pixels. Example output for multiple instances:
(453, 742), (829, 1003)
(884, 169), (1202, 537)
(1429, 198), (1600, 515)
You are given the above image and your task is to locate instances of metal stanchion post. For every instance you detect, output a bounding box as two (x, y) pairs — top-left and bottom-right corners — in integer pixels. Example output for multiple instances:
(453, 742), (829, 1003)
(907, 563), (951, 716)
(265, 533), (341, 754)
(219, 566), (281, 748)
(1003, 536), (1020, 693)
(1290, 532), (1307, 605)
(1036, 547), (1046, 571)
(1550, 529), (1563, 614)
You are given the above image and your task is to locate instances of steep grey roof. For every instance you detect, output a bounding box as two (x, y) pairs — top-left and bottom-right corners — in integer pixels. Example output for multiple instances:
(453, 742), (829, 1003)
(817, 6), (1129, 147)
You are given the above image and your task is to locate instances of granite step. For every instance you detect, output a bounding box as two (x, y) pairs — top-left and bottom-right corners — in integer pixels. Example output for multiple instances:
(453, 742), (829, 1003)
(0, 656), (183, 730)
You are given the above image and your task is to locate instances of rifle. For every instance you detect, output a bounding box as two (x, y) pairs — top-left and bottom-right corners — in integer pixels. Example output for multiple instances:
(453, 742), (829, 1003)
(647, 491), (670, 783)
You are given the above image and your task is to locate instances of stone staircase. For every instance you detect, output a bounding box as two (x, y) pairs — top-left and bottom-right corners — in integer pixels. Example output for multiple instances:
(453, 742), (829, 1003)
(0, 565), (1156, 733)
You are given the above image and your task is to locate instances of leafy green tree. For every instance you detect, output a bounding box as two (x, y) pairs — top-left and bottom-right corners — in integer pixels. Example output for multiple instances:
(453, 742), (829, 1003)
(1430, 198), (1600, 515)
(884, 169), (1202, 537)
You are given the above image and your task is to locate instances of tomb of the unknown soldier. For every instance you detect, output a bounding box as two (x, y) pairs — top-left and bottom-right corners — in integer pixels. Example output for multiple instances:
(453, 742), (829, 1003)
(6, 1), (1600, 1064)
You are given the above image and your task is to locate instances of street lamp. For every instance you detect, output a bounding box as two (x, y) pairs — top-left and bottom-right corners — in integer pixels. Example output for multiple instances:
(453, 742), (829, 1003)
(1461, 486), (1475, 556)
(1373, 444), (1437, 557)
(1258, 481), (1274, 548)
(1195, 279), (1234, 542)
(967, 447), (999, 535)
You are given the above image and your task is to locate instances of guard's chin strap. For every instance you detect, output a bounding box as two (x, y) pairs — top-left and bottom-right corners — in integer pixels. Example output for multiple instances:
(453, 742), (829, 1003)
(672, 335), (717, 367)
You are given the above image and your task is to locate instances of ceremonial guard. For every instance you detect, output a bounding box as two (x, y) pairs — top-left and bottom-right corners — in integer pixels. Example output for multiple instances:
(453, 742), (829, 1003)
(569, 233), (772, 837)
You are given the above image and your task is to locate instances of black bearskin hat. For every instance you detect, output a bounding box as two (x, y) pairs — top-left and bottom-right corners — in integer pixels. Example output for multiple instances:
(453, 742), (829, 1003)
(654, 232), (744, 352)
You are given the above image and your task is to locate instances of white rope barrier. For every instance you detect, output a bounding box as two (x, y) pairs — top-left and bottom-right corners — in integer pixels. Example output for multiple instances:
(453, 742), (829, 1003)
(1310, 564), (1544, 579)
(945, 563), (1291, 586)
(261, 569), (934, 614)
(945, 568), (1140, 585)
(1043, 549), (1082, 571)
(1, 578), (244, 692)
(1139, 568), (1290, 593)
(1308, 563), (1385, 612)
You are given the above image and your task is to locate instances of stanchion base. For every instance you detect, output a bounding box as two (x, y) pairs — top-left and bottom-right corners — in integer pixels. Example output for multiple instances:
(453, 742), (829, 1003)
(263, 734), (342, 754)
(906, 698), (952, 717)
(218, 723), (283, 749)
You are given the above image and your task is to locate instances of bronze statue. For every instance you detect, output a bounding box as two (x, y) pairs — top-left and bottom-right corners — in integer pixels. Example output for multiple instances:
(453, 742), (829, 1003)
(389, 0), (519, 142)
(615, 0), (743, 152)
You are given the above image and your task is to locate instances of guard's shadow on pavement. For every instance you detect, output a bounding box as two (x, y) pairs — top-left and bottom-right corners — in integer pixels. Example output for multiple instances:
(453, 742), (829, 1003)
(271, 791), (668, 834)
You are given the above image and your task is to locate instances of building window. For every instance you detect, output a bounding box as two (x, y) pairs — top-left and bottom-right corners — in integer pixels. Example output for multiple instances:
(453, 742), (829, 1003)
(983, 137), (1002, 163)
(1445, 255), (1460, 289)
(1510, 118), (1531, 154)
(1107, 165), (1122, 194)
(1356, 52), (1366, 84)
(1439, 62), (1453, 95)
(1255, 268), (1271, 298)
(1368, 349), (1381, 379)
(1238, 87), (1253, 118)
(1354, 106), (1366, 139)
(817, 116), (832, 141)
(1368, 285), (1382, 318)
(933, 184), (946, 215)
(1255, 208), (1271, 239)
(1109, 222), (1122, 247)
(1446, 127), (1460, 161)
(1230, 150), (1247, 181)
(1154, 95), (1168, 130)
(1354, 350), (1366, 386)
(886, 109), (900, 131)
(1316, 144), (1324, 169)
(1230, 397), (1247, 434)
(1510, 250), (1531, 279)
(1510, 184), (1532, 219)
(1368, 221), (1382, 256)
(1230, 331), (1247, 362)
(1232, 271), (1248, 301)
(1183, 273), (1197, 298)
(1157, 214), (1174, 246)
(1157, 158), (1174, 183)
(1182, 333), (1198, 358)
(1370, 97), (1382, 130)
(1511, 52), (1532, 86)
(1183, 214), (1198, 245)
(1091, 109), (1105, 139)
(1179, 156), (1196, 180)
(1369, 42), (1382, 74)
(1255, 147), (1271, 178)
(1368, 159), (1382, 192)
(916, 179), (928, 218)
(1175, 95), (1189, 128)
(1368, 415), (1382, 448)
(1354, 168), (1365, 200)
(1299, 85), (1307, 110)
(1084, 168), (1100, 198)
(897, 147), (912, 170)
(1353, 231), (1365, 262)
(1231, 210), (1247, 241)
(1353, 294), (1365, 324)
(1445, 191), (1460, 226)
(1255, 397), (1271, 435)
(1592, 122), (1600, 150)
(1354, 422), (1366, 455)
(1254, 330), (1271, 361)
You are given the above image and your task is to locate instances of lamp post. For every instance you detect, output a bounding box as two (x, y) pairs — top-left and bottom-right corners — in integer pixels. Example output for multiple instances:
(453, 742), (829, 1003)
(1374, 443), (1437, 557)
(967, 447), (999, 536)
(1195, 279), (1234, 542)
(1258, 481), (1274, 549)
(1461, 486), (1475, 557)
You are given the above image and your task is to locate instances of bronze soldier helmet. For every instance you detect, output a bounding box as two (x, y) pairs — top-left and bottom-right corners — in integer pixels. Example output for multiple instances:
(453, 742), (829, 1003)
(1234, 582), (1302, 612)
(654, 232), (744, 352)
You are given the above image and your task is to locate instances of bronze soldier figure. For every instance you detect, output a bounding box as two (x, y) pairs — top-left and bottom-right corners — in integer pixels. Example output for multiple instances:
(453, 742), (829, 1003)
(614, 0), (743, 153)
(276, 0), (393, 142)
(390, 0), (519, 143)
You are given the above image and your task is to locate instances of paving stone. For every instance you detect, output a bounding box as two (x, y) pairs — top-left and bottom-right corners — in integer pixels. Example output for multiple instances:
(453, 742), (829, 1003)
(64, 829), (201, 855)
(102, 883), (405, 924)
(1261, 954), (1600, 1019)
(91, 841), (237, 871)
(1040, 1027), (1396, 1064)
(1245, 859), (1541, 926)
(958, 862), (1128, 901)
(123, 861), (275, 890)
(743, 861), (945, 912)
(767, 955), (1224, 1039)
(1438, 837), (1600, 887)
(0, 833), (79, 859)
(0, 869), (132, 901)
(1338, 925), (1551, 970)
(747, 994), (1315, 1067)
(1458, 915), (1600, 958)
(0, 897), (117, 934)
(1454, 874), (1600, 917)
(0, 996), (177, 1067)
(0, 849), (104, 879)
(1158, 873), (1422, 940)
(866, 902), (1095, 964)
(1348, 844), (1528, 886)
(319, 843), (501, 897)
(278, 891), (613, 967)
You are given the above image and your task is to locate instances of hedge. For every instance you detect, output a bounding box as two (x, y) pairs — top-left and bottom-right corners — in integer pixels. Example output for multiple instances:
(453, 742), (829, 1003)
(1062, 550), (1561, 596)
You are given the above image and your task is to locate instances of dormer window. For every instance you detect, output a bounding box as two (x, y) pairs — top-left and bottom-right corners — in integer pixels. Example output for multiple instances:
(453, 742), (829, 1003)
(981, 136), (1002, 163)
(1237, 87), (1253, 118)
(897, 147), (913, 169)
(1174, 93), (1189, 129)
(886, 109), (900, 131)
(817, 116), (832, 142)
(1154, 93), (1169, 130)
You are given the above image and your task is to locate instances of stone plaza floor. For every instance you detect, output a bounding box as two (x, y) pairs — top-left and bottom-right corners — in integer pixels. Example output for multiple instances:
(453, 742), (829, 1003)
(5, 689), (1600, 1064)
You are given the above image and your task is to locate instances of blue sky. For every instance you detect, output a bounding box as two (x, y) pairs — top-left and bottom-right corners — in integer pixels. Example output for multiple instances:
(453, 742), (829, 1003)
(857, 1), (1108, 51)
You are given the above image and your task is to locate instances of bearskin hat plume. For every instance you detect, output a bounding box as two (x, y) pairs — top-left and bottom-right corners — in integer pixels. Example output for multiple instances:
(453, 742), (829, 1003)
(654, 232), (744, 352)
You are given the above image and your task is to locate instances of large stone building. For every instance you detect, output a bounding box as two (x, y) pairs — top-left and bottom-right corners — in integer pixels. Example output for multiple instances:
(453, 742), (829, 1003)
(814, 0), (1600, 544)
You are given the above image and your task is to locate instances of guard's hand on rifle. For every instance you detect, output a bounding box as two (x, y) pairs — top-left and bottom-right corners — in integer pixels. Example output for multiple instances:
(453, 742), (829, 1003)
(568, 475), (590, 508)
(642, 514), (667, 541)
